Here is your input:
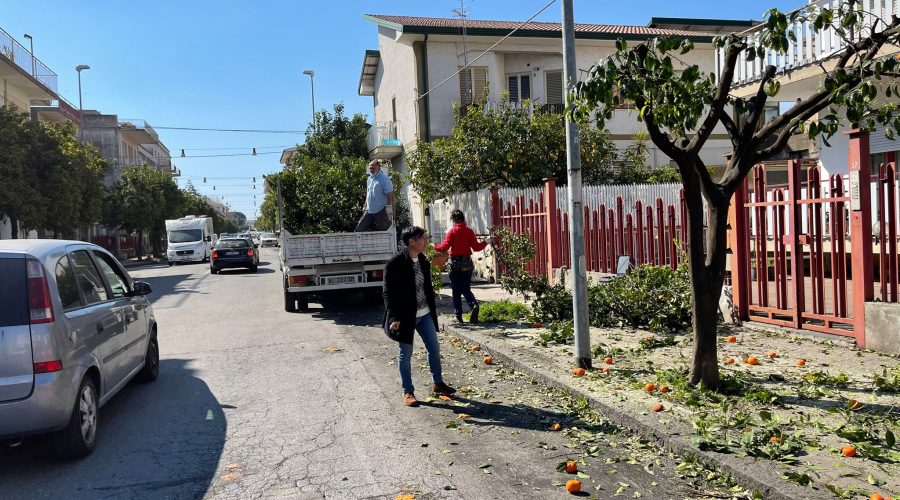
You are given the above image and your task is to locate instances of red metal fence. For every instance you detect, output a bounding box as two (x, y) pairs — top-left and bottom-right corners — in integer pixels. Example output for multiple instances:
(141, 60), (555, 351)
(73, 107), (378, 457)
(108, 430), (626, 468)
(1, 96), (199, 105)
(877, 161), (899, 303)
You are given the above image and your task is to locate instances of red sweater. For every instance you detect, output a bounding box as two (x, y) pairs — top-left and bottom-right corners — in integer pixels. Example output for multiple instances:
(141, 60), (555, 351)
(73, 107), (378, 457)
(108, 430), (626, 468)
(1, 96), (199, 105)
(434, 223), (487, 256)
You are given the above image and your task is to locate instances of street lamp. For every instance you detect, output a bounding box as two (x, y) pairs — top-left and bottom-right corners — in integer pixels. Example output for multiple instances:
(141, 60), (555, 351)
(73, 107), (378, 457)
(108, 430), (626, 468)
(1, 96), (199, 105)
(76, 64), (90, 141)
(302, 69), (316, 132)
(23, 34), (34, 76)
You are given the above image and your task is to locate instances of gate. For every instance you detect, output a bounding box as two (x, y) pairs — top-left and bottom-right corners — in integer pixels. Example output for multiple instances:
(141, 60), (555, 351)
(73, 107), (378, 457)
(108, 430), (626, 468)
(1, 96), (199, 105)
(733, 159), (857, 337)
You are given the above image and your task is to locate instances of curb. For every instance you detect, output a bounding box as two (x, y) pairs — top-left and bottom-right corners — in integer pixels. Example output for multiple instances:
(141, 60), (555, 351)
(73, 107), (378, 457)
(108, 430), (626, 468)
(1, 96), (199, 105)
(443, 323), (826, 500)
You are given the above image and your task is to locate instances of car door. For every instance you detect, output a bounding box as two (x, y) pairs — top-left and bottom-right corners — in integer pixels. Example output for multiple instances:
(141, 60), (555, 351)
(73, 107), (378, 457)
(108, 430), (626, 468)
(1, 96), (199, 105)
(91, 250), (148, 375)
(67, 249), (128, 393)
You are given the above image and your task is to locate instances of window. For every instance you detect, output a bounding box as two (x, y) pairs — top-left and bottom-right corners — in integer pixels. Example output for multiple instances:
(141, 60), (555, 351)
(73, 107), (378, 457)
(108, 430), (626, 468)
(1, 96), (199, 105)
(545, 70), (563, 104)
(70, 250), (109, 305)
(168, 229), (203, 243)
(391, 97), (397, 123)
(0, 258), (27, 327)
(92, 251), (130, 299)
(55, 256), (84, 311)
(459, 66), (488, 105)
(507, 74), (531, 103)
(216, 239), (250, 249)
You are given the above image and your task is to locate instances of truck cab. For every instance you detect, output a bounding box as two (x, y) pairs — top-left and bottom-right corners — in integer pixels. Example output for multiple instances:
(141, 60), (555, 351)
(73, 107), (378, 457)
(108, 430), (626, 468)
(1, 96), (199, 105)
(165, 216), (215, 265)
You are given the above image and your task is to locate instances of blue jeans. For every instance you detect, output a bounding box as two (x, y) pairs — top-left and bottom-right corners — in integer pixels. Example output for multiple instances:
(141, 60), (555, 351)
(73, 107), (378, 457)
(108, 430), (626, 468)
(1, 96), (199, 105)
(449, 268), (478, 317)
(398, 314), (443, 394)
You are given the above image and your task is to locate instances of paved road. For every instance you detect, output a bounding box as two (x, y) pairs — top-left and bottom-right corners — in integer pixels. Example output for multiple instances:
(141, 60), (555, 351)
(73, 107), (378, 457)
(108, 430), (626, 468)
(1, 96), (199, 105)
(0, 248), (719, 499)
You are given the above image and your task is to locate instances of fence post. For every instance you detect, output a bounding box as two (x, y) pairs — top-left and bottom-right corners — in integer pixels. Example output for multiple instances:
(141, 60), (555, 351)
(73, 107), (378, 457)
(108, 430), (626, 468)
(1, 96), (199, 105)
(846, 129), (874, 348)
(544, 178), (561, 280)
(731, 178), (749, 321)
(787, 159), (805, 330)
(489, 186), (501, 284)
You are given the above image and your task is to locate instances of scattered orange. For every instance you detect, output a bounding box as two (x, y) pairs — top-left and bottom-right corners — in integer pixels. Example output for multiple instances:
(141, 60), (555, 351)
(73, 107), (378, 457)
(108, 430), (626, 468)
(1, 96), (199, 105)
(471, 345), (481, 352)
(645, 383), (656, 392)
(604, 356), (614, 365)
(841, 444), (857, 457)
(601, 366), (610, 373)
(871, 494), (885, 500)
(768, 351), (778, 359)
(534, 321), (542, 328)
(652, 403), (664, 412)
(439, 395), (453, 401)
(725, 357), (735, 365)
(572, 367), (586, 377)
(564, 460), (578, 474)
(548, 422), (562, 431)
(565, 479), (582, 493)
(483, 356), (494, 365)
(796, 358), (806, 366)
(769, 436), (782, 444)
(746, 356), (760, 365)
(849, 400), (863, 410)
(659, 385), (670, 393)
(726, 335), (737, 343)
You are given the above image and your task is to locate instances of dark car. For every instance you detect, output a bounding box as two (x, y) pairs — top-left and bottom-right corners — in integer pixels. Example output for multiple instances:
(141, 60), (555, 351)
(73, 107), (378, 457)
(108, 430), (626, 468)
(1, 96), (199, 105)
(210, 238), (259, 274)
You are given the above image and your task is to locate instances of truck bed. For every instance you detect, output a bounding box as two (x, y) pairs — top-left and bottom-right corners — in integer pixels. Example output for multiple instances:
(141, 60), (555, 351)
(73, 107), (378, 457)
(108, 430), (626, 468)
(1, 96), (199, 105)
(281, 228), (397, 266)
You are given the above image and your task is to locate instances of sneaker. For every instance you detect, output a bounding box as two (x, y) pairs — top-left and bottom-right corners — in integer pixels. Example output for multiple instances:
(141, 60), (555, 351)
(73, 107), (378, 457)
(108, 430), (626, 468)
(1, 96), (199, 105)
(469, 303), (480, 324)
(403, 392), (418, 407)
(433, 382), (457, 396)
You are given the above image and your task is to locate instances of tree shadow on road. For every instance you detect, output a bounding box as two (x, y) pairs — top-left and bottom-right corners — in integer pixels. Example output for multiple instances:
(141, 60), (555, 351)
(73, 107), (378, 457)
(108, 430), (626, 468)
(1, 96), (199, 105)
(0, 359), (227, 499)
(417, 395), (580, 434)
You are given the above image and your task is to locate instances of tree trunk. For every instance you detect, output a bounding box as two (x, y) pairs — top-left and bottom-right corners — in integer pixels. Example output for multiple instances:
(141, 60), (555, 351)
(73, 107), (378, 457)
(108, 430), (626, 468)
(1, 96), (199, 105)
(9, 215), (18, 239)
(137, 230), (144, 261)
(685, 193), (730, 390)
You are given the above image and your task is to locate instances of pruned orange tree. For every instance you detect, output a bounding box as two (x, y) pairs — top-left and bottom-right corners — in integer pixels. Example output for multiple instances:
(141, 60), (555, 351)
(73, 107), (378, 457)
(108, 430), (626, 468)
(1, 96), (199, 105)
(570, 1), (900, 389)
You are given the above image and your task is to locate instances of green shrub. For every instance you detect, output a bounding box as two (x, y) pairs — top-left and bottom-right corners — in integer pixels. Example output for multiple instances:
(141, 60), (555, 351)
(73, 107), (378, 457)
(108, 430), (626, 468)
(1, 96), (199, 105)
(536, 320), (574, 346)
(467, 300), (529, 323)
(588, 263), (692, 334)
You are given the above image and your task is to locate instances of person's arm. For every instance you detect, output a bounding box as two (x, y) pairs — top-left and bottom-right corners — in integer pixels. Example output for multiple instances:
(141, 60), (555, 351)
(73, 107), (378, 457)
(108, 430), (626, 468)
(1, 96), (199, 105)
(384, 176), (395, 215)
(382, 258), (401, 329)
(433, 227), (454, 253)
(470, 227), (488, 252)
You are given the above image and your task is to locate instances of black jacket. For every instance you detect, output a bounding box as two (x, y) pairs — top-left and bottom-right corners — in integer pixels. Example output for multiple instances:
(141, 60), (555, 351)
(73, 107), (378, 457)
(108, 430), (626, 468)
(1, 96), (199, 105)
(382, 247), (438, 343)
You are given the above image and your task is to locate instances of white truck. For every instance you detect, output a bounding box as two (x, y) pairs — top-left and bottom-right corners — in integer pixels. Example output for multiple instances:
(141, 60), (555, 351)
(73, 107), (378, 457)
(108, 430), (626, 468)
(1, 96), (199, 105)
(280, 227), (397, 311)
(165, 215), (215, 265)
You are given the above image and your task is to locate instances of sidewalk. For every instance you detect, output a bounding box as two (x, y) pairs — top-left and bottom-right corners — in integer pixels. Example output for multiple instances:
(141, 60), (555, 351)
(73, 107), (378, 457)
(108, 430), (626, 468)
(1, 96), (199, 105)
(120, 256), (165, 269)
(441, 284), (900, 499)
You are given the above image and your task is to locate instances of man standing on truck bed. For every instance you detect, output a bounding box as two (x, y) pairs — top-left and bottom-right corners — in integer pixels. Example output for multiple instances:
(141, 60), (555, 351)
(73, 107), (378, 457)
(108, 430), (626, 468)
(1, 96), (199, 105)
(355, 160), (394, 232)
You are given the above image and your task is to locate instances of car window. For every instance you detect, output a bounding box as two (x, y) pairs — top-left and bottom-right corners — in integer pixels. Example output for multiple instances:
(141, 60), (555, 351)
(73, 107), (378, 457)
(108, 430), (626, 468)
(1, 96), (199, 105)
(55, 256), (84, 311)
(91, 251), (130, 299)
(0, 258), (27, 327)
(216, 239), (250, 249)
(69, 250), (109, 305)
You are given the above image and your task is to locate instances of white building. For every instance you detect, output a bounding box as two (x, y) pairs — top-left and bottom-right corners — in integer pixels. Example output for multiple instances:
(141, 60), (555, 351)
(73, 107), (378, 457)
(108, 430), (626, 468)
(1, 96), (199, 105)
(358, 14), (754, 225)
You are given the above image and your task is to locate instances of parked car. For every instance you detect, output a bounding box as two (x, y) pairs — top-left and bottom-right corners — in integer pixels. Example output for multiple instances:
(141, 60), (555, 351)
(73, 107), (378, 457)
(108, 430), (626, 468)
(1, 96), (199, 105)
(0, 240), (158, 458)
(210, 238), (259, 274)
(260, 232), (278, 247)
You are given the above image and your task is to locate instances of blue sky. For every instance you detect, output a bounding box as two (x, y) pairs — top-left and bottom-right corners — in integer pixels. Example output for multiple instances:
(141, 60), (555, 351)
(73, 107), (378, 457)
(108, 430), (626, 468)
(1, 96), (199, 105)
(4, 0), (799, 218)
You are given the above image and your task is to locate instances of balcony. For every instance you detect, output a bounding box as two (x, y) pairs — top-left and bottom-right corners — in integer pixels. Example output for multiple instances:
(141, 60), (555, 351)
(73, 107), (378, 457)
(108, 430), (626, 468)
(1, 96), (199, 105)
(0, 26), (57, 105)
(717, 0), (900, 98)
(31, 96), (81, 123)
(119, 118), (161, 145)
(368, 121), (403, 160)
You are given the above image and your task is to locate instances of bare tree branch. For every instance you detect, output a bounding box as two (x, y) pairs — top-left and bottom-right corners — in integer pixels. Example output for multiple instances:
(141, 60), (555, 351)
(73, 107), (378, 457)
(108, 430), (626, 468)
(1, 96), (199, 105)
(719, 113), (741, 149)
(643, 112), (684, 161)
(687, 39), (746, 153)
(740, 65), (777, 144)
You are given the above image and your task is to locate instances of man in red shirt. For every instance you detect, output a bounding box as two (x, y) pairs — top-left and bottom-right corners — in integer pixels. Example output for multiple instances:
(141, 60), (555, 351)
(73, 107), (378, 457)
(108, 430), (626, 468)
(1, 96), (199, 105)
(434, 210), (489, 323)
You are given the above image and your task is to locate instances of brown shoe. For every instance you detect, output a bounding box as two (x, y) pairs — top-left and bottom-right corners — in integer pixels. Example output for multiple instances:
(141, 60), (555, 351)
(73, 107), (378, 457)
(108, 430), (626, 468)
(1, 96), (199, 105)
(433, 382), (456, 396)
(403, 392), (418, 407)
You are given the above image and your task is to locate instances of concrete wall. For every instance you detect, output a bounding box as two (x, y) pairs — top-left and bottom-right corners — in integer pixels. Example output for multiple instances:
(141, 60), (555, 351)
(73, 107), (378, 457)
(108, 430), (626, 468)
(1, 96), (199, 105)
(0, 78), (34, 111)
(864, 302), (900, 354)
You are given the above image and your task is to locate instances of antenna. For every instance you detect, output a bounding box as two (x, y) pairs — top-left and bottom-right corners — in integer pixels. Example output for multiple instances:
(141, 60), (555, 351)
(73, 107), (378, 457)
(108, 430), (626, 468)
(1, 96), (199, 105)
(453, 0), (472, 102)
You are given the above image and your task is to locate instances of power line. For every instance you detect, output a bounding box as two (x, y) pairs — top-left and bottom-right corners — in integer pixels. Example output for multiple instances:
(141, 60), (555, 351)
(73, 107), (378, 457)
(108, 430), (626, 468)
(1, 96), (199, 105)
(177, 145), (294, 151)
(154, 126), (306, 133)
(418, 0), (559, 101)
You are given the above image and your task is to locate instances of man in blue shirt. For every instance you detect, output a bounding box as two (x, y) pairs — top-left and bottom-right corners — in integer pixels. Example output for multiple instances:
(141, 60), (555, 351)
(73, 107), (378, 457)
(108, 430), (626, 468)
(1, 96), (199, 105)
(355, 160), (394, 232)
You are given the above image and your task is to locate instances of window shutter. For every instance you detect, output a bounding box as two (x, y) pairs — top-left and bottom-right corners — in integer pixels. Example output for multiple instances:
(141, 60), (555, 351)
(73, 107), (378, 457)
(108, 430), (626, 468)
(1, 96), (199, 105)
(508, 75), (519, 102)
(459, 67), (473, 105)
(473, 67), (487, 102)
(520, 74), (531, 100)
(545, 71), (563, 104)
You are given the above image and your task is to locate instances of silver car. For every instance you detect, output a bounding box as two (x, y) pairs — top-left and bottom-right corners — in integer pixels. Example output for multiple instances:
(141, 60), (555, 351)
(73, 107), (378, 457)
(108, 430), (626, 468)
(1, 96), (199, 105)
(0, 240), (158, 458)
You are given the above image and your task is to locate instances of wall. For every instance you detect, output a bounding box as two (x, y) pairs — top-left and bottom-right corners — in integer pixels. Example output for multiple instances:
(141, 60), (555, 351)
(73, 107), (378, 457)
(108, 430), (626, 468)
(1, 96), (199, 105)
(375, 27), (419, 148)
(81, 112), (122, 185)
(864, 302), (900, 354)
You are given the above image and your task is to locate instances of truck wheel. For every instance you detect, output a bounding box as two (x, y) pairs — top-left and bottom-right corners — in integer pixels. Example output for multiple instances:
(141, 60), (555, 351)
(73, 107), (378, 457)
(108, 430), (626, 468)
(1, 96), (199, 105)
(284, 290), (296, 312)
(53, 376), (99, 459)
(363, 287), (382, 305)
(296, 293), (309, 312)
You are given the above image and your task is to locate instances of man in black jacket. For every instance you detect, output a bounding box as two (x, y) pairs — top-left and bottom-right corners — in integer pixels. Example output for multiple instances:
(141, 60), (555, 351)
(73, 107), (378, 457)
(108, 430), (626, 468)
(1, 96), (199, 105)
(383, 226), (456, 406)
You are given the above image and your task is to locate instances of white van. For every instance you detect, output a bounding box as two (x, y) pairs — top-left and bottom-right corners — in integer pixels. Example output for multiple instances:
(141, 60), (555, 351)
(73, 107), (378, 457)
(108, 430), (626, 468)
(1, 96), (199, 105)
(165, 216), (215, 265)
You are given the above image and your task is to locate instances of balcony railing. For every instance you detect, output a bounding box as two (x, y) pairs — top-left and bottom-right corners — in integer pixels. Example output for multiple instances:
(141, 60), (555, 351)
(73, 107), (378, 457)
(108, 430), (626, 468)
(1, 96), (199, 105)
(119, 119), (160, 142)
(718, 0), (895, 87)
(0, 26), (58, 93)
(369, 121), (400, 148)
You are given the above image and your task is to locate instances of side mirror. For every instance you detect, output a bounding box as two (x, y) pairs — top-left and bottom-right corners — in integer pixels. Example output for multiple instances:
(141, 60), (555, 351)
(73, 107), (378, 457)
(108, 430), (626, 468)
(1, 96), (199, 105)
(132, 281), (152, 296)
(205, 235), (211, 242)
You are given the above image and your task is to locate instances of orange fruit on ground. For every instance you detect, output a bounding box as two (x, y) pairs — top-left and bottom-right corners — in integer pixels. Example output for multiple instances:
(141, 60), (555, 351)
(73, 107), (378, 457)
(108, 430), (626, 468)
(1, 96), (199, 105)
(604, 356), (614, 365)
(565, 460), (578, 474)
(871, 494), (885, 500)
(849, 399), (863, 410)
(645, 383), (656, 392)
(725, 357), (735, 365)
(652, 403), (664, 412)
(565, 479), (582, 493)
(769, 436), (782, 444)
(471, 345), (481, 352)
(601, 366), (610, 373)
(746, 356), (760, 365)
(726, 335), (737, 343)
(483, 356), (494, 365)
(548, 422), (562, 431)
(841, 444), (857, 457)
(659, 385), (670, 393)
(796, 358), (806, 366)
(534, 321), (542, 328)
(572, 367), (586, 377)
(768, 351), (778, 359)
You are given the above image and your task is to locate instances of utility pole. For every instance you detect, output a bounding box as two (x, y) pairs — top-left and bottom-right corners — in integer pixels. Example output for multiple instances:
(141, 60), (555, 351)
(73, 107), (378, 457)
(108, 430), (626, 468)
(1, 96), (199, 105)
(561, 0), (591, 369)
(277, 177), (284, 236)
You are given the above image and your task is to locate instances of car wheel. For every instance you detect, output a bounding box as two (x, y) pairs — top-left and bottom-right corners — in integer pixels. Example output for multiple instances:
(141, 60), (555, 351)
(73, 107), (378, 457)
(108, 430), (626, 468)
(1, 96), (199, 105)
(168, 262), (174, 267)
(135, 333), (159, 383)
(250, 265), (258, 273)
(296, 293), (309, 312)
(210, 267), (219, 274)
(284, 289), (296, 312)
(53, 377), (98, 459)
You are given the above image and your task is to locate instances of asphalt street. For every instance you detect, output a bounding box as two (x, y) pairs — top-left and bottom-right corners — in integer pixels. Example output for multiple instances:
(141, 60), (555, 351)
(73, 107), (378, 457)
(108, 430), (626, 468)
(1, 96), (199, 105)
(0, 248), (722, 499)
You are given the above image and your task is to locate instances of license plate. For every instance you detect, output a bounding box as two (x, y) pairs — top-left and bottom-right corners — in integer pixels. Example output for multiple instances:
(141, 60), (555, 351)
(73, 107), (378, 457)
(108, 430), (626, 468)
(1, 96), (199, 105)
(225, 251), (239, 256)
(326, 275), (358, 285)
